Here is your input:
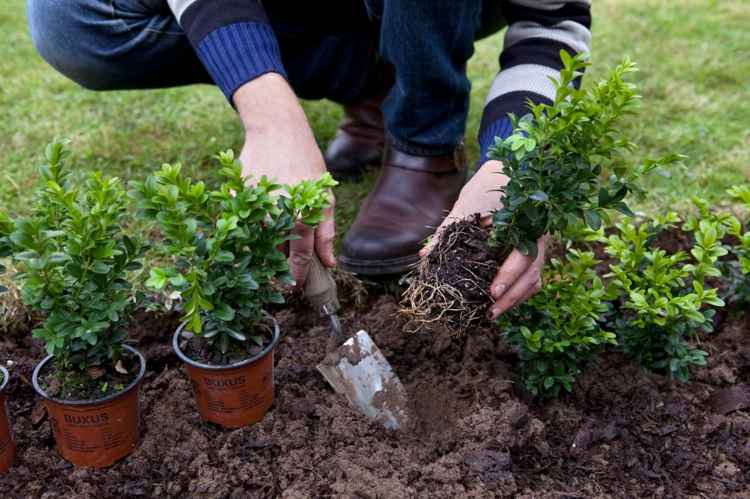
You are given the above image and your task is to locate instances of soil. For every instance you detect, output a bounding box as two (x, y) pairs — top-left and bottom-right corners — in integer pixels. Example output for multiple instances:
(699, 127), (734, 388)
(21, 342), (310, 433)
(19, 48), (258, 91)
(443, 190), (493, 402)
(401, 219), (504, 336)
(179, 316), (276, 367)
(35, 349), (140, 402)
(0, 253), (749, 496)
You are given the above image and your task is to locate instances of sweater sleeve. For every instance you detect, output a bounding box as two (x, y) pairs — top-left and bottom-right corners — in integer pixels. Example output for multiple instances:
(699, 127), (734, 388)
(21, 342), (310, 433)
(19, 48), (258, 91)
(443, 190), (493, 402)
(478, 0), (592, 167)
(167, 0), (287, 103)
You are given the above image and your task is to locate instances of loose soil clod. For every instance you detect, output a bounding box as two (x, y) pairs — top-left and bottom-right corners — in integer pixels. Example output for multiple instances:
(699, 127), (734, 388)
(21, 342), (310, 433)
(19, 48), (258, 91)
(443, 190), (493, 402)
(400, 219), (505, 336)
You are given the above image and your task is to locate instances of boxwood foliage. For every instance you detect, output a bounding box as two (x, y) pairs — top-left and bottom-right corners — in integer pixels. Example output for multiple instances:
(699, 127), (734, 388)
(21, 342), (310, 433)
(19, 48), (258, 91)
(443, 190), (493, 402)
(719, 187), (750, 310)
(0, 136), (152, 369)
(682, 190), (750, 314)
(129, 151), (336, 354)
(486, 52), (686, 258)
(586, 213), (725, 382)
(500, 249), (618, 398)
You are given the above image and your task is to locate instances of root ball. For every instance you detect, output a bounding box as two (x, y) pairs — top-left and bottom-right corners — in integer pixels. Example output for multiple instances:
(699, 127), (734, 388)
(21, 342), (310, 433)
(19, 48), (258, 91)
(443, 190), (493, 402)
(400, 219), (506, 336)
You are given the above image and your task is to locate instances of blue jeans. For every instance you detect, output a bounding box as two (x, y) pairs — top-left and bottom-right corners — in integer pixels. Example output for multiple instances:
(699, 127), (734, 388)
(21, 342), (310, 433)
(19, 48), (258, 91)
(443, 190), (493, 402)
(27, 0), (505, 156)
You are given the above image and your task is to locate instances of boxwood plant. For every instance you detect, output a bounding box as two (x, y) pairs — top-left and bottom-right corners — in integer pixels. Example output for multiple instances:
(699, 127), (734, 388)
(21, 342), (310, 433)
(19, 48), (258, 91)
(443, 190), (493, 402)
(717, 187), (750, 311)
(486, 52), (686, 259)
(0, 136), (152, 371)
(680, 190), (750, 314)
(129, 150), (336, 359)
(499, 249), (619, 397)
(586, 213), (726, 381)
(401, 51), (686, 336)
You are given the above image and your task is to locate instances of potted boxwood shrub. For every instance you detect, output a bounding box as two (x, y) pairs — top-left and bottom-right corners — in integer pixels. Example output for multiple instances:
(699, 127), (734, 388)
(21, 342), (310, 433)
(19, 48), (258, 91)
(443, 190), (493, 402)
(0, 364), (15, 473)
(0, 136), (152, 468)
(401, 52), (686, 336)
(0, 252), (17, 472)
(129, 150), (336, 428)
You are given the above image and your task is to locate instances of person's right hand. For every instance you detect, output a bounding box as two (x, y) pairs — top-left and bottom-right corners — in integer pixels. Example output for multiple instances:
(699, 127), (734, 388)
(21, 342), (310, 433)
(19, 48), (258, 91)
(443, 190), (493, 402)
(232, 73), (336, 289)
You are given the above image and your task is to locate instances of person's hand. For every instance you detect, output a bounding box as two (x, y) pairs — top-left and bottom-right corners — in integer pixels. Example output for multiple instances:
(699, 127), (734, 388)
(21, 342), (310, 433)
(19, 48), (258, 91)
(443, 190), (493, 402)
(419, 159), (549, 320)
(233, 73), (336, 289)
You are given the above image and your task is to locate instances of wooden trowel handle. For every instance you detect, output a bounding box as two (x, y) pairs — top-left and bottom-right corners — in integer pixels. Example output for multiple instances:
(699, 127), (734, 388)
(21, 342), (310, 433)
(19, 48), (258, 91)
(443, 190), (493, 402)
(304, 253), (338, 308)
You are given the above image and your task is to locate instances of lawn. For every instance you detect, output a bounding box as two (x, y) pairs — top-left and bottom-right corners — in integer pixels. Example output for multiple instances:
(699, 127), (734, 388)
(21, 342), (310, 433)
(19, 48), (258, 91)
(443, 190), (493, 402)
(1, 0), (749, 247)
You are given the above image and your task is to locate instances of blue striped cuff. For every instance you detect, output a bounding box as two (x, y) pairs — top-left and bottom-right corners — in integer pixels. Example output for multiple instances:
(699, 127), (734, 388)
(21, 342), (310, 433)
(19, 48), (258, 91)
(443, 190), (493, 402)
(477, 117), (515, 169)
(196, 22), (287, 103)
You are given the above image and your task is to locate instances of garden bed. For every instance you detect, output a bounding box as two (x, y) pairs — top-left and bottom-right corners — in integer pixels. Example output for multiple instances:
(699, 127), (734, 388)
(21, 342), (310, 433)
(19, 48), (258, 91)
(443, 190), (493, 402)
(0, 272), (748, 498)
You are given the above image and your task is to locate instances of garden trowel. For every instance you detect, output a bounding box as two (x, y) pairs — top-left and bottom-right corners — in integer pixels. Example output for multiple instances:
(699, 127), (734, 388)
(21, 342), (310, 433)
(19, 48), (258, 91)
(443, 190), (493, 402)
(304, 255), (409, 429)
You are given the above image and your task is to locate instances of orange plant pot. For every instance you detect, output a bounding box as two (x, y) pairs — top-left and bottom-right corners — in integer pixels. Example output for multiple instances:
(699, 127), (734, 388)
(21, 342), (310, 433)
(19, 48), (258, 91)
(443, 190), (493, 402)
(32, 345), (145, 468)
(173, 315), (279, 428)
(0, 366), (17, 473)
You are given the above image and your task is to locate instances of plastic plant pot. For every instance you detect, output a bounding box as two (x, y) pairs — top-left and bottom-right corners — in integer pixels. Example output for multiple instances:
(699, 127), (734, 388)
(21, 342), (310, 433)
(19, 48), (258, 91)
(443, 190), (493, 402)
(173, 314), (280, 428)
(32, 345), (146, 468)
(0, 365), (16, 473)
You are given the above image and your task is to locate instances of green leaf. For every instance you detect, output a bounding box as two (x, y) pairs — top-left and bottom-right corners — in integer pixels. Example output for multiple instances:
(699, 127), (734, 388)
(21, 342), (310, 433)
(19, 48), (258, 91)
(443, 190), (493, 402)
(214, 250), (235, 262)
(530, 190), (549, 203)
(9, 232), (35, 249)
(275, 272), (296, 286)
(213, 303), (236, 322)
(225, 329), (246, 342)
(669, 358), (680, 372)
(89, 262), (110, 274)
(584, 210), (601, 231)
(612, 204), (636, 217)
(268, 293), (285, 304)
(597, 187), (610, 207)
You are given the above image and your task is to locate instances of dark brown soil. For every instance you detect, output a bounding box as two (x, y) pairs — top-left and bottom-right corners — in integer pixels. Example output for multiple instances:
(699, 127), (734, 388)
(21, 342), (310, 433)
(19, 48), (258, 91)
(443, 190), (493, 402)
(0, 267), (749, 496)
(401, 219), (505, 335)
(179, 316), (276, 366)
(36, 349), (140, 402)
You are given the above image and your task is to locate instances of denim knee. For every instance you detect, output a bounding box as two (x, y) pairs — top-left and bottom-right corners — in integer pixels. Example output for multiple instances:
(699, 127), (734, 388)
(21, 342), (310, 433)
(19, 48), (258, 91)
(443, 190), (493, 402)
(27, 0), (116, 89)
(27, 0), (204, 91)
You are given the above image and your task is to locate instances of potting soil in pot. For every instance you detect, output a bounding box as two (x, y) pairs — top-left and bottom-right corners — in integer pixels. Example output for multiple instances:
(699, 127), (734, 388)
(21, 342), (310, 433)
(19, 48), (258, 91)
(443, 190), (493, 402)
(177, 317), (275, 367)
(35, 349), (140, 402)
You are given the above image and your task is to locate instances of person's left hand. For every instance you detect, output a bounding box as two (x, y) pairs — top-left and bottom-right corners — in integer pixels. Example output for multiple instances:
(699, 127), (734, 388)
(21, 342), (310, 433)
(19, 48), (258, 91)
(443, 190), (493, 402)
(420, 159), (550, 320)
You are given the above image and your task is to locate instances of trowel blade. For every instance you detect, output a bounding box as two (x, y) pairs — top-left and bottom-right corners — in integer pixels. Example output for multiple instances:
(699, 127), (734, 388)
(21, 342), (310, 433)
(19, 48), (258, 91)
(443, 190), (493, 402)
(317, 330), (409, 430)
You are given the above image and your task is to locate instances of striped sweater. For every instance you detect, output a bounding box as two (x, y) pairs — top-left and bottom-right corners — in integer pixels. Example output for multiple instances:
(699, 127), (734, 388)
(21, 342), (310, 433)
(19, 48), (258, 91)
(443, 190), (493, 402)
(479, 0), (592, 165)
(166, 0), (591, 165)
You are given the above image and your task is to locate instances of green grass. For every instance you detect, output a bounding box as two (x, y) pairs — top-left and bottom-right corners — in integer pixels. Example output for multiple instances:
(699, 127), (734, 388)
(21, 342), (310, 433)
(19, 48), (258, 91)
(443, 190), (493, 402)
(1, 0), (749, 254)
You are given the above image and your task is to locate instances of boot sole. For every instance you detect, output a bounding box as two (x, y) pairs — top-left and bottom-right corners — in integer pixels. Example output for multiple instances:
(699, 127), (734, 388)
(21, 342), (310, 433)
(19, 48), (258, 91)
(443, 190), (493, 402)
(327, 163), (381, 182)
(338, 253), (421, 276)
(328, 169), (367, 182)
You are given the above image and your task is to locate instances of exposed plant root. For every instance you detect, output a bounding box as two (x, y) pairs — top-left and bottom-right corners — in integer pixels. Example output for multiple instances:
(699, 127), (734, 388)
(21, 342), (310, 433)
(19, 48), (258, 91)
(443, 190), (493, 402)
(400, 219), (506, 336)
(0, 269), (37, 339)
(331, 266), (369, 310)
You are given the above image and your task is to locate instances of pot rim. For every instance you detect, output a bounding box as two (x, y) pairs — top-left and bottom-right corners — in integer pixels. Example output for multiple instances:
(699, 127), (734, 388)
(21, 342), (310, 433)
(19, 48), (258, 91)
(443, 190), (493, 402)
(32, 344), (146, 406)
(0, 365), (8, 394)
(173, 311), (280, 371)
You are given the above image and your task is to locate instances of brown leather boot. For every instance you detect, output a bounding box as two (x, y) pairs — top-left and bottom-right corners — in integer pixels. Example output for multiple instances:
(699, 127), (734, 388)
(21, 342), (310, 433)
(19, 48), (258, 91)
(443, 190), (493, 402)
(339, 142), (468, 275)
(324, 98), (386, 181)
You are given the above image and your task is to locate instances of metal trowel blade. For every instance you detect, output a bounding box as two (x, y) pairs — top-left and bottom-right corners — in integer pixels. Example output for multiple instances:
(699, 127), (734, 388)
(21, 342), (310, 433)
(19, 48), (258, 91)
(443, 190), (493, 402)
(317, 330), (409, 430)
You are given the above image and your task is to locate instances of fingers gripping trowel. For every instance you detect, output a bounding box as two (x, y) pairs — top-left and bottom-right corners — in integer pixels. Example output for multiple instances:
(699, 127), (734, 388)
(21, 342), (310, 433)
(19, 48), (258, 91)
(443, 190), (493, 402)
(304, 255), (409, 429)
